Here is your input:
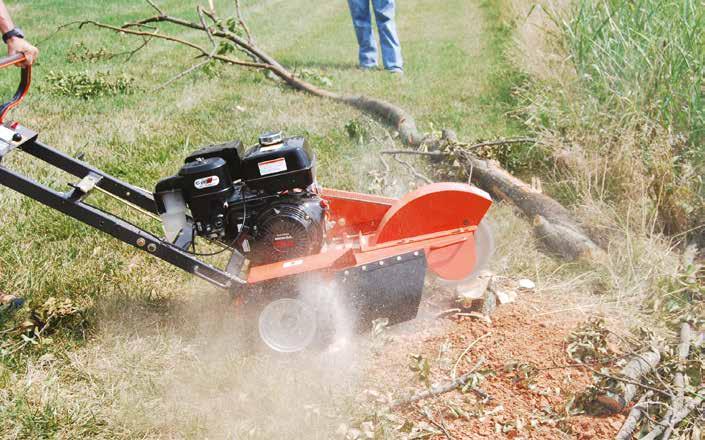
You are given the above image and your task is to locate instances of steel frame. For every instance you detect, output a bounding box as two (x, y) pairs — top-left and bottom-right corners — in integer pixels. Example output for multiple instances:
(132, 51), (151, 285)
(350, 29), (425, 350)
(0, 125), (244, 290)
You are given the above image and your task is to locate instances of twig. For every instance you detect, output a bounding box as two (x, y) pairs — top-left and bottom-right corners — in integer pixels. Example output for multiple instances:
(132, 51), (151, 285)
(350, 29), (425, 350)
(661, 322), (693, 440)
(616, 391), (653, 440)
(378, 153), (390, 173)
(234, 0), (254, 44)
(392, 155), (433, 184)
(586, 364), (673, 400)
(152, 5), (220, 91)
(197, 5), (216, 49)
(641, 388), (705, 440)
(419, 407), (453, 440)
(120, 36), (154, 61)
(145, 0), (165, 16)
(392, 357), (489, 408)
(451, 332), (491, 380)
(458, 137), (540, 150)
(380, 150), (447, 158)
(435, 308), (461, 319)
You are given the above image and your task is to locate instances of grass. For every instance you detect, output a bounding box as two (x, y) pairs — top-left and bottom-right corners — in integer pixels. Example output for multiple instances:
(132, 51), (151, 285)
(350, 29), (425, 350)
(566, 0), (705, 149)
(559, 0), (705, 233)
(0, 0), (534, 437)
(511, 0), (699, 329)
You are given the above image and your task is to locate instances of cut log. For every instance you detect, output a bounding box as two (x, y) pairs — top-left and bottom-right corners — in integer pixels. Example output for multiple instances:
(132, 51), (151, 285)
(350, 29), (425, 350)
(595, 349), (661, 414)
(458, 152), (603, 261)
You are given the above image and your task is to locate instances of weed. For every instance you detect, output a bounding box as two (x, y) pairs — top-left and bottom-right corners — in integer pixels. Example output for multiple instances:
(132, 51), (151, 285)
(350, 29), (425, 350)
(43, 70), (135, 99)
(66, 42), (115, 63)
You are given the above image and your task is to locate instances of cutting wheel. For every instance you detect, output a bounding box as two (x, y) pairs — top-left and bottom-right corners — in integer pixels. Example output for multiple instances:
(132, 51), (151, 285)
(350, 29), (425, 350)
(258, 298), (317, 352)
(428, 219), (495, 283)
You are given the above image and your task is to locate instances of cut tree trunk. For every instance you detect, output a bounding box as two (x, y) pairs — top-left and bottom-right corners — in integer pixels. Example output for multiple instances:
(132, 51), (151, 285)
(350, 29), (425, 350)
(457, 151), (603, 261)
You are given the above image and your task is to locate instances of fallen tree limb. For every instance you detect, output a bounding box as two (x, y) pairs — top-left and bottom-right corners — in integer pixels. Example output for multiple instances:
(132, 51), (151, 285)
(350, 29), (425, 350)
(661, 323), (693, 440)
(455, 148), (604, 261)
(391, 357), (490, 408)
(616, 391), (653, 440)
(640, 387), (705, 440)
(79, 1), (603, 262)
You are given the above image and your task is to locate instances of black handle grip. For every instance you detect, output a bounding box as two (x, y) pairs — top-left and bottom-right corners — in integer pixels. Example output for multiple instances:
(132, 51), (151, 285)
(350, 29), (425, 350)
(0, 53), (31, 123)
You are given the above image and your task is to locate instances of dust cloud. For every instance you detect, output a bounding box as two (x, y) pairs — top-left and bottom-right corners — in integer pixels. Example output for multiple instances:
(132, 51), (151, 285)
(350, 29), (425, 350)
(91, 279), (368, 439)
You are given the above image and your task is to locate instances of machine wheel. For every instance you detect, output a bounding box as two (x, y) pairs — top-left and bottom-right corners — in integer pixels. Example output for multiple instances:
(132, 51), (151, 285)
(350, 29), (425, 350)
(247, 278), (350, 353)
(258, 298), (318, 353)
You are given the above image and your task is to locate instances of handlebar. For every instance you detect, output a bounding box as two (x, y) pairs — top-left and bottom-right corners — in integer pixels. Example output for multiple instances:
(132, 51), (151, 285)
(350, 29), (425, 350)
(0, 53), (31, 124)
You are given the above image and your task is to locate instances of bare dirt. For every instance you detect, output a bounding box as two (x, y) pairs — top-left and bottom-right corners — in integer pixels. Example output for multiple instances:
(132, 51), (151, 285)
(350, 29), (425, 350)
(360, 290), (625, 439)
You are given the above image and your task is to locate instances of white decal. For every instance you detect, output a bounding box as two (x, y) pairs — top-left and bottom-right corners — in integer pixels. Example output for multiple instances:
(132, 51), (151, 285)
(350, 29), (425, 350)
(194, 175), (220, 189)
(258, 157), (287, 176)
(283, 259), (304, 268)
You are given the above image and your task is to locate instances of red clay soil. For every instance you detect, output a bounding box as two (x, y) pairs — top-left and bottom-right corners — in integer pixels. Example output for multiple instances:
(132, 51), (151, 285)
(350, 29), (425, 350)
(365, 301), (625, 439)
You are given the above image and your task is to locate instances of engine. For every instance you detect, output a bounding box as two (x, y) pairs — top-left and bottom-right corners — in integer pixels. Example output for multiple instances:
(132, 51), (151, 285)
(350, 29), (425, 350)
(154, 131), (326, 265)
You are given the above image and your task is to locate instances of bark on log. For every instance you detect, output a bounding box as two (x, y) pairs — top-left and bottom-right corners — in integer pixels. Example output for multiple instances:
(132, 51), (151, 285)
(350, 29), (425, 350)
(596, 349), (661, 414)
(457, 152), (604, 261)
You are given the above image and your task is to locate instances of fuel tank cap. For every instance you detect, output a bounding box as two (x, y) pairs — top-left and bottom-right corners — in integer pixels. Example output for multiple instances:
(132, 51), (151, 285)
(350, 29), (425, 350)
(259, 131), (283, 146)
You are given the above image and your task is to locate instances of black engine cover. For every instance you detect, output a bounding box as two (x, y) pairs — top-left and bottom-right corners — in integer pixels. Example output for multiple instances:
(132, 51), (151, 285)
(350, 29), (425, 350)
(245, 196), (325, 265)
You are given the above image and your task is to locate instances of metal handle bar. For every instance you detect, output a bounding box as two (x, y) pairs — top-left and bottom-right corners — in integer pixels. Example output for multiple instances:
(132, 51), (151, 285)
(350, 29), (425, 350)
(0, 53), (31, 123)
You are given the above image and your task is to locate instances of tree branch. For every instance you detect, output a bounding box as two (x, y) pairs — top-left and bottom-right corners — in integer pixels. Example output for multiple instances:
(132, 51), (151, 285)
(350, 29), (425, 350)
(391, 357), (490, 408)
(78, 20), (269, 70)
(234, 0), (254, 44)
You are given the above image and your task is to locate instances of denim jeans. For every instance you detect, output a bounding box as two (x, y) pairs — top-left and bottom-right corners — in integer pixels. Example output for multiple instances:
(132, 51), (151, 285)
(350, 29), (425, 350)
(347, 0), (403, 71)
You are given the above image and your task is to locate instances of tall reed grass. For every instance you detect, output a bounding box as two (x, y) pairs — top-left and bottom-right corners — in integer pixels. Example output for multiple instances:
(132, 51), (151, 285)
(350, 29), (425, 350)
(565, 0), (705, 170)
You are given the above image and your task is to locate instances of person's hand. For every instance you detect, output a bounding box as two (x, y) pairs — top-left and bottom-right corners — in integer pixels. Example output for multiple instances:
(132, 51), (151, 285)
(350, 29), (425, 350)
(7, 36), (37, 67)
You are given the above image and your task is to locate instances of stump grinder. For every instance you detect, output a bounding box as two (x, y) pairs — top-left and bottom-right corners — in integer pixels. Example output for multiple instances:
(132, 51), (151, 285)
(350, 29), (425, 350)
(0, 54), (493, 351)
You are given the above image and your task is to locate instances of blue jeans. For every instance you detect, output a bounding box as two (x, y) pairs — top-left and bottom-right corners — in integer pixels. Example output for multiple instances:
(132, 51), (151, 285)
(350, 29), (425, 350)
(347, 0), (403, 71)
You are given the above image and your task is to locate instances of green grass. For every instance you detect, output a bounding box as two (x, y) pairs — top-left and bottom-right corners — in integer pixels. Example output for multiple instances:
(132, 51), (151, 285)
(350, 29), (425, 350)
(0, 0), (529, 437)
